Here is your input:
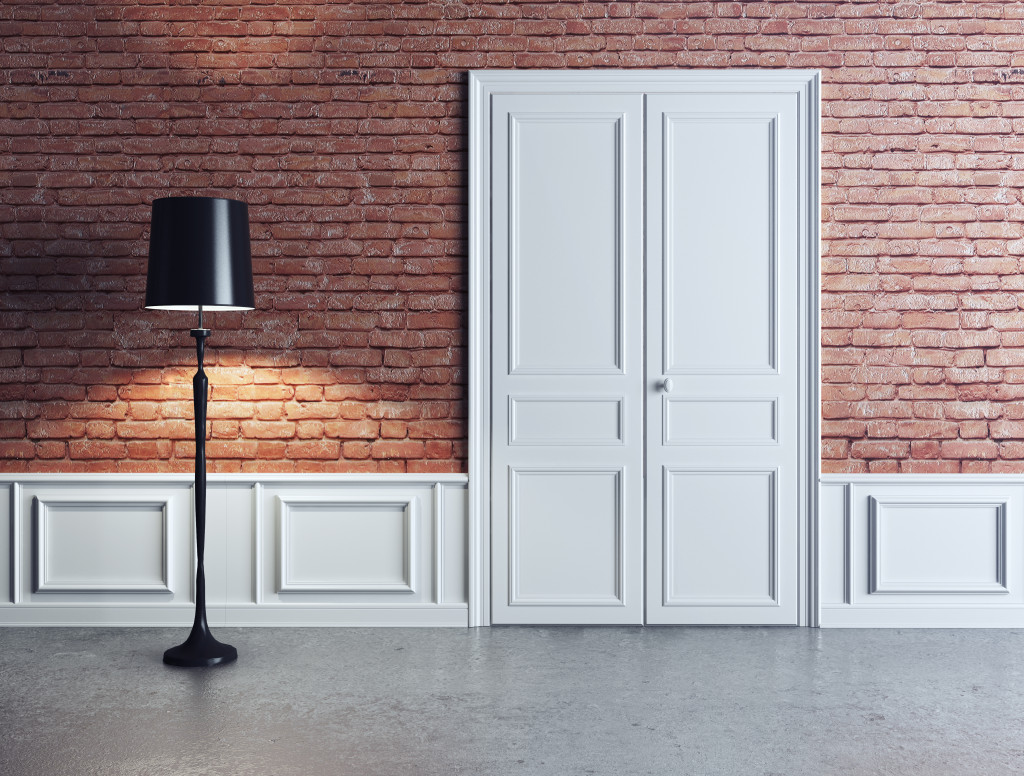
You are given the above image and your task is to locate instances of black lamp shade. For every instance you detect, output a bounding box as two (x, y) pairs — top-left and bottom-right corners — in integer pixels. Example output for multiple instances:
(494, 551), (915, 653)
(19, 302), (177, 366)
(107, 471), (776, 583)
(145, 196), (255, 311)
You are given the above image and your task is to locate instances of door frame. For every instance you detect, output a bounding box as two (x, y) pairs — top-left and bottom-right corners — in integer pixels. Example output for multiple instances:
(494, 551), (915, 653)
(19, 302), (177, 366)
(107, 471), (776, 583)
(468, 69), (821, 627)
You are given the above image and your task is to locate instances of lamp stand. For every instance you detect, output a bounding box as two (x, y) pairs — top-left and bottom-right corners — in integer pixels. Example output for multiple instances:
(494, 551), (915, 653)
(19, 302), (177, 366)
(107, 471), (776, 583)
(163, 325), (237, 667)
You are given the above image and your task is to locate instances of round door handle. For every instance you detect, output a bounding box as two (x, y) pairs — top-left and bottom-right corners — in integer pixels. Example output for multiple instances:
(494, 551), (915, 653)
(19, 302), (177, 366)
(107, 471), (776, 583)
(658, 378), (674, 393)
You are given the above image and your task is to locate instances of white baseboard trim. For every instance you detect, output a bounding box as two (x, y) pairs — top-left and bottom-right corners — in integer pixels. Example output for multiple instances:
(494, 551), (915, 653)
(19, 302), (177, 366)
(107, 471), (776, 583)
(820, 474), (1024, 628)
(820, 604), (1024, 629)
(0, 603), (470, 628)
(0, 474), (469, 628)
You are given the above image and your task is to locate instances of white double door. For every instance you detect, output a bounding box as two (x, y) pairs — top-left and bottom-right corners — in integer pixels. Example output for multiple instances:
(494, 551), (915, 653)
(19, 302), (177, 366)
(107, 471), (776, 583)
(485, 74), (814, 625)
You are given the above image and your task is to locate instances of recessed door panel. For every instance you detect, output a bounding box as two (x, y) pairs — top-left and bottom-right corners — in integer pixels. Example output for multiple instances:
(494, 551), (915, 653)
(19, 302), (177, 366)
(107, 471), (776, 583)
(509, 469), (623, 605)
(664, 115), (778, 374)
(510, 115), (623, 374)
(510, 397), (624, 446)
(663, 469), (777, 606)
(665, 397), (777, 446)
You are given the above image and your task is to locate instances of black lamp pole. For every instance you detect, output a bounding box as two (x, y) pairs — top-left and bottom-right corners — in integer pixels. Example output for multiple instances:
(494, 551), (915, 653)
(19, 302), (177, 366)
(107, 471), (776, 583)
(145, 197), (254, 667)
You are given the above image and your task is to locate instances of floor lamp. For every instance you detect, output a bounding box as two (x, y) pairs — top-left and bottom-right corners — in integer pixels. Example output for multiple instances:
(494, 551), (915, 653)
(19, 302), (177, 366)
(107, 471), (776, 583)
(145, 196), (254, 667)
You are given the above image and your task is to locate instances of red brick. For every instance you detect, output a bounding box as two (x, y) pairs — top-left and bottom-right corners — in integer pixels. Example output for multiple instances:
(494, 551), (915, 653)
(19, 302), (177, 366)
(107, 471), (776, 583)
(68, 441), (128, 460)
(240, 421), (296, 440)
(371, 440), (425, 459)
(4, 4), (1024, 474)
(900, 460), (960, 474)
(285, 440), (341, 460)
(851, 440), (911, 459)
(897, 421), (959, 439)
(990, 421), (1024, 440)
(940, 440), (999, 459)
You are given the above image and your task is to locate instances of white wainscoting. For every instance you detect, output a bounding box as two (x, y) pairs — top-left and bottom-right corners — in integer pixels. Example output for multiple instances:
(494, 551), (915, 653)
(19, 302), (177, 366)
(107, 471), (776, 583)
(819, 475), (1024, 628)
(0, 474), (468, 627)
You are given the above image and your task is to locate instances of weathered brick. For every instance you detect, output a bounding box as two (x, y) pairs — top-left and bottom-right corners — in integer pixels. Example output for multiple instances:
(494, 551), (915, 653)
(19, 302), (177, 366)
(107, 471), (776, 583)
(4, 1), (1024, 475)
(941, 440), (999, 459)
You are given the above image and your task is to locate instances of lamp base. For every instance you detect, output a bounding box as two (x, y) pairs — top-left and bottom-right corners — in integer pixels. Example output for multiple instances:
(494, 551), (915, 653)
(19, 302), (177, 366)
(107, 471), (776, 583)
(163, 631), (237, 668)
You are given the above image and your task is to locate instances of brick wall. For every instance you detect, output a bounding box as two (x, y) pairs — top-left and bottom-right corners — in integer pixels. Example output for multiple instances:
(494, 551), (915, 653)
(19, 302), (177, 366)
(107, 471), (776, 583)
(2, 1), (1024, 474)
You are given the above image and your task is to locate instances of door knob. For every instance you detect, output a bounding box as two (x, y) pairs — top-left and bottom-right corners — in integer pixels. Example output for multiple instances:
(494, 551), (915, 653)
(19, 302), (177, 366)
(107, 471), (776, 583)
(658, 378), (674, 393)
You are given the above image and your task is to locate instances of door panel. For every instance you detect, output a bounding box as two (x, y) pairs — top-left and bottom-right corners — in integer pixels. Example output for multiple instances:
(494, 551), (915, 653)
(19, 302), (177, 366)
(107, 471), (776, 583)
(663, 468), (778, 607)
(662, 114), (778, 373)
(509, 468), (625, 606)
(490, 93), (645, 624)
(646, 92), (801, 624)
(509, 114), (624, 374)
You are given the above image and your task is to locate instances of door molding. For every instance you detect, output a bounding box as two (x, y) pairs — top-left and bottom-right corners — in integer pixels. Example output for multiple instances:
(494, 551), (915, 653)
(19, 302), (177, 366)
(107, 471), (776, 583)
(468, 70), (821, 627)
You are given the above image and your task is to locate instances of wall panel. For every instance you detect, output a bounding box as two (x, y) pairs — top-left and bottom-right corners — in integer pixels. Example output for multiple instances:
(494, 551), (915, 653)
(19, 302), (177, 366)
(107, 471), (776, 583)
(0, 474), (467, 627)
(820, 475), (1024, 628)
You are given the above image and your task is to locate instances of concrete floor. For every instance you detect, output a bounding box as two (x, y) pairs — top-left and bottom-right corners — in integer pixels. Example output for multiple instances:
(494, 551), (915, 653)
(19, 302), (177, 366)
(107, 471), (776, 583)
(1, 627), (1022, 776)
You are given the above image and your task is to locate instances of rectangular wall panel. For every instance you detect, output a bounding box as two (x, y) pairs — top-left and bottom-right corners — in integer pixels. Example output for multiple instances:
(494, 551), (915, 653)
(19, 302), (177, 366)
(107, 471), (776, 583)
(440, 483), (468, 606)
(35, 499), (170, 592)
(869, 497), (1007, 595)
(19, 486), (192, 608)
(216, 482), (259, 607)
(278, 497), (415, 593)
(818, 482), (849, 607)
(820, 476), (1024, 628)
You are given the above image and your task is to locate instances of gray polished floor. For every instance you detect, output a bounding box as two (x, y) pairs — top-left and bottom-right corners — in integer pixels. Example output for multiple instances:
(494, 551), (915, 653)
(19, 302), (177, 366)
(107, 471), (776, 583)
(1, 627), (1022, 775)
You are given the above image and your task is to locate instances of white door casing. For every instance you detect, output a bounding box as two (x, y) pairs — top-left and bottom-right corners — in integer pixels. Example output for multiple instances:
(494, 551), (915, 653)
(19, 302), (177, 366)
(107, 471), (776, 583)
(468, 70), (821, 627)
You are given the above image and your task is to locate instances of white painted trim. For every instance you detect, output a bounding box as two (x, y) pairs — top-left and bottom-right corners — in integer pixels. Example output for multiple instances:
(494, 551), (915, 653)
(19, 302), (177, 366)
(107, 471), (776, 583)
(1, 474), (468, 627)
(252, 482), (264, 605)
(822, 474), (1024, 484)
(0, 473), (468, 484)
(467, 69), (824, 92)
(843, 482), (853, 606)
(803, 71), (822, 627)
(10, 482), (21, 605)
(470, 69), (821, 628)
(432, 482), (444, 604)
(819, 474), (1024, 627)
(0, 603), (469, 628)
(820, 605), (1024, 629)
(468, 70), (491, 628)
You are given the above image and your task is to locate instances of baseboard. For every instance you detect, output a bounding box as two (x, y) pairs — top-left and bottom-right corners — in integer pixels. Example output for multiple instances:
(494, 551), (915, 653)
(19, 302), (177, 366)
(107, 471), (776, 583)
(0, 603), (470, 628)
(819, 474), (1024, 628)
(0, 473), (469, 627)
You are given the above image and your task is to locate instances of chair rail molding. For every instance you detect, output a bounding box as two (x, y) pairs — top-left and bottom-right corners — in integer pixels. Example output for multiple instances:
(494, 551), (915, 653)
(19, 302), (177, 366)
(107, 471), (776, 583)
(0, 473), (468, 627)
(819, 473), (1024, 628)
